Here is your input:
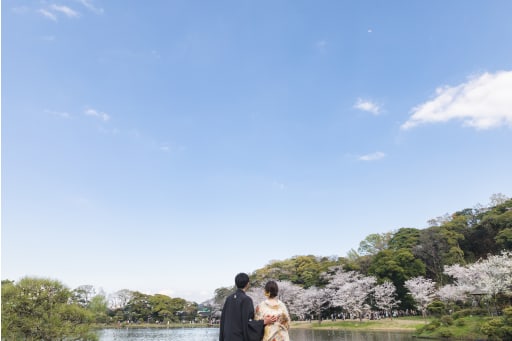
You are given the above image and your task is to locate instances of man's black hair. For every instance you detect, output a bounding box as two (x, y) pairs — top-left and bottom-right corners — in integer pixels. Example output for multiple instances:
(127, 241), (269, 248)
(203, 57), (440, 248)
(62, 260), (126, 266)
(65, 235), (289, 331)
(235, 273), (250, 289)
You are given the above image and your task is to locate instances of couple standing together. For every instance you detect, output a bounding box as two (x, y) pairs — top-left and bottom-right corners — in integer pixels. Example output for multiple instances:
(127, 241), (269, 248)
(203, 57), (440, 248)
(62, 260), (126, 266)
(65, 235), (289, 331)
(219, 273), (291, 341)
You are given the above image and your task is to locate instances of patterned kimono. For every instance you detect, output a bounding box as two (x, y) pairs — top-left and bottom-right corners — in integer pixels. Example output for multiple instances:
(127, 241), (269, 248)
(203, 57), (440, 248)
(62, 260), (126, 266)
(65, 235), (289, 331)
(254, 299), (290, 341)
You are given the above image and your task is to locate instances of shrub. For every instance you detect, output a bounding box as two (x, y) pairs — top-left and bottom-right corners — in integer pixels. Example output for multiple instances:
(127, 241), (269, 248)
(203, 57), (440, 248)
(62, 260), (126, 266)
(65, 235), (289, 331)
(452, 308), (487, 319)
(428, 300), (446, 317)
(440, 315), (454, 326)
(422, 319), (441, 331)
(481, 318), (504, 340)
(481, 307), (512, 340)
(438, 328), (454, 338)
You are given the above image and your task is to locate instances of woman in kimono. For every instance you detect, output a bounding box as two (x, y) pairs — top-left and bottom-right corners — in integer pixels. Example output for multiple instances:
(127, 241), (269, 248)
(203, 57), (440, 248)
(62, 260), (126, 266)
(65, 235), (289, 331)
(254, 281), (290, 341)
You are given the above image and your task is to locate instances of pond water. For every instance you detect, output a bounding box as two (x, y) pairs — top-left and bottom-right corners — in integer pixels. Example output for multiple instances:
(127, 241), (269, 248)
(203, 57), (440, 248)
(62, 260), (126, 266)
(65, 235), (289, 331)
(98, 327), (416, 341)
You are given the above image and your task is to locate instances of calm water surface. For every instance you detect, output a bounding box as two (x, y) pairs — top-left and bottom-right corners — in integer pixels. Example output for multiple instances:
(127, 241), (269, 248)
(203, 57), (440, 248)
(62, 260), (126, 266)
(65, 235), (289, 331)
(98, 328), (415, 341)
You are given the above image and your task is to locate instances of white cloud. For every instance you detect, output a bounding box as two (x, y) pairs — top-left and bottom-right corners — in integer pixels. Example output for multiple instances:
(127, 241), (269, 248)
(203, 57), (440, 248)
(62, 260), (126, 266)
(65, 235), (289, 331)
(76, 0), (104, 14)
(84, 108), (110, 121)
(402, 70), (512, 130)
(38, 8), (57, 21)
(359, 152), (386, 161)
(50, 4), (80, 18)
(354, 98), (381, 115)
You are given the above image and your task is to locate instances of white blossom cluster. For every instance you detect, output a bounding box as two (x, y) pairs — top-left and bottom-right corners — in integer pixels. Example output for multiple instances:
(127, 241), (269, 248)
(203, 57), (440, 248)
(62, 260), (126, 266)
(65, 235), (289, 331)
(248, 267), (399, 321)
(442, 250), (512, 301)
(406, 251), (512, 315)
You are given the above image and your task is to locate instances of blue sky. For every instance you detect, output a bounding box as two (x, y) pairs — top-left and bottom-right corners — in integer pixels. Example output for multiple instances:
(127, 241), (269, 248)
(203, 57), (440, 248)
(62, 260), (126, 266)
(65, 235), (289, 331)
(2, 0), (512, 303)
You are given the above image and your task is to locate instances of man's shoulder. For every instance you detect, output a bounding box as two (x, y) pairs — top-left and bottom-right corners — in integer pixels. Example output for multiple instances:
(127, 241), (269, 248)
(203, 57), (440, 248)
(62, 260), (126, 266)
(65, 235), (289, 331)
(227, 289), (251, 302)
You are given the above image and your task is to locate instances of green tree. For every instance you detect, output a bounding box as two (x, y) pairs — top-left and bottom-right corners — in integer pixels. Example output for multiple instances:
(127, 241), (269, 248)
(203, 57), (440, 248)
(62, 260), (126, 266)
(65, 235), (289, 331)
(72, 284), (96, 307)
(388, 228), (421, 251)
(413, 224), (464, 285)
(464, 199), (512, 260)
(368, 249), (425, 309)
(88, 293), (109, 323)
(125, 291), (152, 323)
(1, 277), (96, 340)
(149, 294), (190, 322)
(214, 286), (233, 306)
(252, 255), (338, 288)
(357, 232), (393, 256)
(495, 227), (512, 249)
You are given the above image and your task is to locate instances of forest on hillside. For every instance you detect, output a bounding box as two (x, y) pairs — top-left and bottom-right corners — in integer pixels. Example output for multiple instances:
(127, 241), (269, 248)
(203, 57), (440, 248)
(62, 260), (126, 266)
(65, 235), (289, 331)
(210, 194), (512, 305)
(3, 194), (512, 340)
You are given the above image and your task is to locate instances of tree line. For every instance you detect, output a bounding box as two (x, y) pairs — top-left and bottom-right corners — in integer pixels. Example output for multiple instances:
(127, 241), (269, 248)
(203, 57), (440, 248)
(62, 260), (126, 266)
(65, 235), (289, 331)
(220, 193), (512, 312)
(2, 194), (511, 340)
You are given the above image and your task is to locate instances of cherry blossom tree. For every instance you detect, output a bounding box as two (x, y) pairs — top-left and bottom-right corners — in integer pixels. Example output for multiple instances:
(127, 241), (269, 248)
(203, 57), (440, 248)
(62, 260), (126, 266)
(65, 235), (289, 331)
(404, 276), (436, 320)
(444, 251), (512, 314)
(301, 286), (331, 323)
(472, 251), (512, 296)
(325, 266), (376, 321)
(468, 251), (512, 314)
(373, 281), (400, 319)
(108, 289), (133, 310)
(275, 280), (305, 318)
(437, 284), (468, 304)
(246, 286), (266, 306)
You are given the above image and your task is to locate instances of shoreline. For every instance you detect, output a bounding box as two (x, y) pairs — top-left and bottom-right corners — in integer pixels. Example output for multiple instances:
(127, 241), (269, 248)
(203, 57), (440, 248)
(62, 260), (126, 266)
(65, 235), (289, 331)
(98, 318), (425, 332)
(290, 318), (425, 332)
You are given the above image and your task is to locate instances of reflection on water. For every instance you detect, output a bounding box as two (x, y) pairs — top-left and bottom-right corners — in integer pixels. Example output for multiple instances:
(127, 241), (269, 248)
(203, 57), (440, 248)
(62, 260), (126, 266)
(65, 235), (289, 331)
(98, 328), (219, 341)
(98, 327), (415, 341)
(291, 328), (414, 341)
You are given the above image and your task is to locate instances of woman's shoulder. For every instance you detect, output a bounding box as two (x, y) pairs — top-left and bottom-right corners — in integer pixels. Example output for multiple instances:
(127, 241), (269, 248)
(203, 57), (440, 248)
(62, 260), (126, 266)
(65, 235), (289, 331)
(278, 300), (289, 309)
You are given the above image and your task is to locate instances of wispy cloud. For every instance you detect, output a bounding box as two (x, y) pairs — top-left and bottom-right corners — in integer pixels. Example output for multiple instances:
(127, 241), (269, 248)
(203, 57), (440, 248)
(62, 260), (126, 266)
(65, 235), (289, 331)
(38, 8), (57, 21)
(38, 4), (80, 21)
(402, 70), (512, 130)
(359, 152), (386, 161)
(76, 0), (104, 14)
(159, 143), (186, 154)
(354, 98), (381, 115)
(50, 4), (80, 18)
(84, 108), (110, 121)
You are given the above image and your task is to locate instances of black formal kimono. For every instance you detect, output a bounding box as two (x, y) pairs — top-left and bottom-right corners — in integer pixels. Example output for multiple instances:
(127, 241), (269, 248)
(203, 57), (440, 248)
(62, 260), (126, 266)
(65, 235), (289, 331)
(219, 289), (264, 341)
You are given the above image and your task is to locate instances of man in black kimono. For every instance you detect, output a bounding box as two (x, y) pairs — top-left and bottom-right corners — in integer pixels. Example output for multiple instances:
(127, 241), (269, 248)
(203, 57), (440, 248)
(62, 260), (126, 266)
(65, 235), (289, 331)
(219, 273), (277, 341)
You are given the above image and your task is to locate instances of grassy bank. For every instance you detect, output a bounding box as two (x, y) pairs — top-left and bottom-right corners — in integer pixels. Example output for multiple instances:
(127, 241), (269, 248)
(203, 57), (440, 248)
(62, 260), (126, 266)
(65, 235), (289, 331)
(96, 312), (510, 340)
(290, 317), (427, 332)
(290, 316), (494, 340)
(413, 316), (488, 340)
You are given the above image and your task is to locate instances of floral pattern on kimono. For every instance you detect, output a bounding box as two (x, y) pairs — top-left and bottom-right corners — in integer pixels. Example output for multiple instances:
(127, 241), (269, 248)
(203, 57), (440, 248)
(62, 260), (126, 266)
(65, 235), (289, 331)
(254, 299), (290, 341)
